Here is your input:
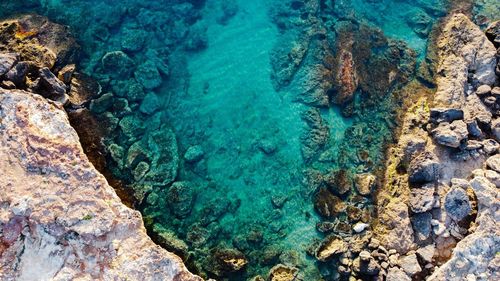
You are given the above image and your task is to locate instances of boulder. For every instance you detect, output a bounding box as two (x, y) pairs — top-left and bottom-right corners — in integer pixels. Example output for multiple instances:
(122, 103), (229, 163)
(5, 61), (29, 86)
(37, 67), (67, 99)
(432, 120), (468, 148)
(355, 173), (376, 196)
(166, 181), (196, 218)
(102, 51), (134, 79)
(134, 60), (162, 90)
(409, 184), (436, 213)
(352, 256), (380, 276)
(386, 267), (411, 281)
(315, 235), (347, 261)
(399, 253), (422, 276)
(268, 264), (298, 281)
(313, 188), (345, 218)
(184, 145), (204, 163)
(486, 154), (500, 173)
(0, 52), (18, 75)
(444, 188), (472, 222)
(429, 108), (464, 123)
(416, 244), (435, 264)
(408, 151), (440, 184)
(411, 212), (433, 242)
(379, 200), (415, 254)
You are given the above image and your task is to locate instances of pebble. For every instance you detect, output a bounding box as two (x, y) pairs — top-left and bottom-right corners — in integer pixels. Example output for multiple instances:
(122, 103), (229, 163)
(353, 222), (369, 233)
(359, 250), (371, 261)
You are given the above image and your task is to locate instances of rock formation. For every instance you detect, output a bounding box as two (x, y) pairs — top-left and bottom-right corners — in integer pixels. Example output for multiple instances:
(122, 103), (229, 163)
(0, 14), (201, 281)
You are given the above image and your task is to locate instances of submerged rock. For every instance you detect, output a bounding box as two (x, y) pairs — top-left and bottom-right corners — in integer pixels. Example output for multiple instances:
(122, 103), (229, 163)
(313, 188), (345, 218)
(268, 264), (298, 281)
(166, 181), (196, 218)
(315, 235), (347, 261)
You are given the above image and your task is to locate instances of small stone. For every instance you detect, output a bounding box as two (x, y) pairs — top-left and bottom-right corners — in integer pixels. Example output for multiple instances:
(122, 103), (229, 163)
(399, 253), (422, 276)
(444, 188), (472, 222)
(386, 267), (411, 281)
(475, 85), (492, 96)
(486, 154), (500, 173)
(416, 244), (435, 264)
(381, 261), (389, 269)
(409, 184), (435, 213)
(432, 222), (446, 236)
(353, 222), (369, 233)
(482, 139), (499, 155)
(359, 250), (371, 261)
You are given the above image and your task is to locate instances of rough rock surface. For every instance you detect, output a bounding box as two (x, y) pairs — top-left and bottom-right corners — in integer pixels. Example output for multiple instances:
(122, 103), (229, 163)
(0, 89), (201, 280)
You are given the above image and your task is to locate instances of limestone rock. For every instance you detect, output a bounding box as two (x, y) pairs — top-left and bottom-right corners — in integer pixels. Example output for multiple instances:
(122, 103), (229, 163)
(0, 89), (201, 281)
(355, 173), (376, 196)
(379, 200), (415, 254)
(486, 154), (500, 173)
(268, 264), (298, 281)
(315, 235), (347, 261)
(0, 53), (18, 75)
(408, 151), (440, 184)
(409, 184), (436, 213)
(434, 14), (497, 107)
(386, 267), (411, 281)
(399, 253), (422, 276)
(444, 188), (472, 222)
(432, 120), (468, 148)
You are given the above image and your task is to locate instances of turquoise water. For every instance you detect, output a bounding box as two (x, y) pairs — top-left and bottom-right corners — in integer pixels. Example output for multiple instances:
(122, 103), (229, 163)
(2, 0), (497, 279)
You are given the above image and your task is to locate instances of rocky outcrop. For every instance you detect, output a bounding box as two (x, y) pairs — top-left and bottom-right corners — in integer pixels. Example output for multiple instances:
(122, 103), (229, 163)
(376, 13), (499, 281)
(0, 14), (200, 281)
(0, 89), (201, 281)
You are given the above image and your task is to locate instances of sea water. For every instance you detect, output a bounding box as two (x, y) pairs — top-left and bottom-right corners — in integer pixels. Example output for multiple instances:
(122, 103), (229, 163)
(1, 0), (497, 279)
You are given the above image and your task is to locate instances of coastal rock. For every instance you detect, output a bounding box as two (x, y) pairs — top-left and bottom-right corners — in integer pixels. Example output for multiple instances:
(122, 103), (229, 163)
(379, 200), (415, 254)
(432, 120), (468, 148)
(444, 188), (472, 222)
(408, 151), (440, 184)
(268, 264), (298, 281)
(313, 188), (345, 218)
(485, 154), (500, 173)
(0, 89), (201, 280)
(429, 108), (464, 123)
(352, 256), (380, 276)
(409, 184), (436, 213)
(355, 173), (376, 196)
(399, 253), (422, 276)
(0, 53), (18, 75)
(434, 14), (497, 107)
(36, 67), (67, 100)
(416, 244), (435, 264)
(386, 267), (411, 281)
(315, 235), (347, 261)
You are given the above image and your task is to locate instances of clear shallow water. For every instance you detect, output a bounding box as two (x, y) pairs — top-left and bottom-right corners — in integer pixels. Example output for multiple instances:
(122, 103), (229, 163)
(3, 0), (496, 279)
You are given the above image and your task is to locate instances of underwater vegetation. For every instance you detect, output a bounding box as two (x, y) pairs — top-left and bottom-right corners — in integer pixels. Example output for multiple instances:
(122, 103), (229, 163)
(1, 0), (499, 280)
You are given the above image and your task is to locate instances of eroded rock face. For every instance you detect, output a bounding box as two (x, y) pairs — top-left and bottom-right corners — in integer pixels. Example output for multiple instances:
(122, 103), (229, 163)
(0, 89), (201, 281)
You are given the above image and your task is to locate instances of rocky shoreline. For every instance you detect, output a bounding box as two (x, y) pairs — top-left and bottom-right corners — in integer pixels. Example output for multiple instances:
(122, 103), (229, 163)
(0, 15), (201, 281)
(0, 5), (499, 281)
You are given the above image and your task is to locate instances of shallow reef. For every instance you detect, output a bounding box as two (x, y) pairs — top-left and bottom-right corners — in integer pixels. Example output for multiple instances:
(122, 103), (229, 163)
(1, 0), (499, 280)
